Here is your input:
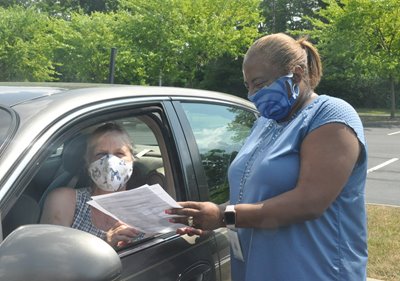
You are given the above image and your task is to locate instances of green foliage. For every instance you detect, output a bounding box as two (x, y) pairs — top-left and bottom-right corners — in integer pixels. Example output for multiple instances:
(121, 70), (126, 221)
(52, 12), (119, 83)
(117, 0), (261, 86)
(0, 0), (119, 15)
(227, 108), (257, 143)
(193, 55), (247, 97)
(2, 0), (398, 110)
(0, 6), (58, 81)
(260, 0), (324, 33)
(0, 0), (261, 86)
(303, 0), (400, 110)
(309, 0), (400, 80)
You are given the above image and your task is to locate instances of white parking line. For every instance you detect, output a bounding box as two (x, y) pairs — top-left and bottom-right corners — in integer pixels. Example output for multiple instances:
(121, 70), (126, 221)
(367, 158), (399, 174)
(388, 131), (400, 136)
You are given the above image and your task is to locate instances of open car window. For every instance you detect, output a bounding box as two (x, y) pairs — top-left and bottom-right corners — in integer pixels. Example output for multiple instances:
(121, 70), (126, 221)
(2, 109), (174, 243)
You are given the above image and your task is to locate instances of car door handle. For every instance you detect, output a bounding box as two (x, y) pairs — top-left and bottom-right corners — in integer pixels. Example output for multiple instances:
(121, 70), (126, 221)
(177, 263), (212, 281)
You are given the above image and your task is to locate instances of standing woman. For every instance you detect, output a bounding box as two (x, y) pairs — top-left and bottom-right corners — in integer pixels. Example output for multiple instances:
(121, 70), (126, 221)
(168, 33), (368, 280)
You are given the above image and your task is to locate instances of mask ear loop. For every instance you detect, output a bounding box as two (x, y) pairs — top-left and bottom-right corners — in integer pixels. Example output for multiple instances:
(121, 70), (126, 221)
(284, 77), (300, 104)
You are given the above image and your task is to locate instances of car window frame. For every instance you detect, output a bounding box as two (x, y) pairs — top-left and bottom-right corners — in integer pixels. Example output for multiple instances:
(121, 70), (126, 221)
(0, 105), (19, 161)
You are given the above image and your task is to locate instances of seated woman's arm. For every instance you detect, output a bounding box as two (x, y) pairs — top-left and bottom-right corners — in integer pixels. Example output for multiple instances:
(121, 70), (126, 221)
(40, 187), (76, 226)
(40, 187), (141, 248)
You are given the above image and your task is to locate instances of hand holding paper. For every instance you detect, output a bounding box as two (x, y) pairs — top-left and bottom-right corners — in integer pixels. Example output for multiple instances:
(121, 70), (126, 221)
(87, 184), (184, 234)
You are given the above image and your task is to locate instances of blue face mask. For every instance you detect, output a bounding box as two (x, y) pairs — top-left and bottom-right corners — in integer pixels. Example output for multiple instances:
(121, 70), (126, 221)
(248, 73), (299, 121)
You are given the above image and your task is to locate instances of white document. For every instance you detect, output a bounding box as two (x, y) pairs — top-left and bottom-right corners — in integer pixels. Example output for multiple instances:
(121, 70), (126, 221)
(87, 184), (184, 234)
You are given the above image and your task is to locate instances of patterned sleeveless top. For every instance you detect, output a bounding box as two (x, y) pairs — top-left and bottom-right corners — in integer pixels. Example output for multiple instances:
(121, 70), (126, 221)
(71, 187), (106, 240)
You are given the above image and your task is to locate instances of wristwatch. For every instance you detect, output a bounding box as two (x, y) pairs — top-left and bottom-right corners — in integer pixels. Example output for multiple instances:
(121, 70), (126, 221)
(224, 205), (236, 229)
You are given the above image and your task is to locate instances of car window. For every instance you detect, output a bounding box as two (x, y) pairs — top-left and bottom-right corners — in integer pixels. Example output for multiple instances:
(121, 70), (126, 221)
(3, 110), (173, 240)
(181, 103), (256, 204)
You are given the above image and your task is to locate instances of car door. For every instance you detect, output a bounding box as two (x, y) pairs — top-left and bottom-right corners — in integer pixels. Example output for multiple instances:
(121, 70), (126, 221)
(110, 104), (221, 281)
(1, 97), (221, 281)
(167, 99), (258, 281)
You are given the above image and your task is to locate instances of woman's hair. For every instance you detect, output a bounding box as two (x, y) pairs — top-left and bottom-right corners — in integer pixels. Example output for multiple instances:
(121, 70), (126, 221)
(85, 122), (134, 163)
(244, 33), (322, 90)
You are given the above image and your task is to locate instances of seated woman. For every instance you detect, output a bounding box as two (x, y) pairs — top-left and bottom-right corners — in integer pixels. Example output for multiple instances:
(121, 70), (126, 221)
(40, 122), (140, 248)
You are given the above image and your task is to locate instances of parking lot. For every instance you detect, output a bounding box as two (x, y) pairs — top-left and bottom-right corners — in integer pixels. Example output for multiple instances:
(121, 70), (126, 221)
(364, 124), (400, 206)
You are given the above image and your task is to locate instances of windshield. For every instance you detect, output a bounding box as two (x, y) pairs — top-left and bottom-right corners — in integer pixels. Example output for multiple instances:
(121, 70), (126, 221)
(0, 107), (16, 154)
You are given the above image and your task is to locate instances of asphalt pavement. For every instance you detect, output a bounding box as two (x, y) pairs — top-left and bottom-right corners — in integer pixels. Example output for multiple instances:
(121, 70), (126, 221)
(363, 120), (400, 206)
(362, 118), (400, 281)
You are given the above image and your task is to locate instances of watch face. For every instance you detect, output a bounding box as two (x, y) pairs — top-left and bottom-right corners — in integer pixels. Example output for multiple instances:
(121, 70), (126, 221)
(225, 211), (236, 225)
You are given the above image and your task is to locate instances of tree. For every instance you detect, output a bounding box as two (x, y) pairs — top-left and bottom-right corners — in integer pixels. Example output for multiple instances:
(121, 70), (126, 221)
(51, 12), (120, 83)
(306, 0), (400, 116)
(117, 0), (261, 87)
(260, 0), (325, 33)
(0, 0), (262, 87)
(0, 0), (119, 15)
(194, 55), (247, 97)
(0, 6), (58, 81)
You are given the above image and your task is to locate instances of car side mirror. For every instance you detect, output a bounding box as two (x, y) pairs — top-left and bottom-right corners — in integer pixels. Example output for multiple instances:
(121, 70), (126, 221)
(0, 224), (121, 281)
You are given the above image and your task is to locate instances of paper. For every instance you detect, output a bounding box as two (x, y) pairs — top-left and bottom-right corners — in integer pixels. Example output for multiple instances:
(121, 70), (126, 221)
(87, 184), (184, 234)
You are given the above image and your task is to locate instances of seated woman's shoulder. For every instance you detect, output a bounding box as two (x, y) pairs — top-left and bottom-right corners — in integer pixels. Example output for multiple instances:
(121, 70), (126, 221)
(47, 187), (77, 201)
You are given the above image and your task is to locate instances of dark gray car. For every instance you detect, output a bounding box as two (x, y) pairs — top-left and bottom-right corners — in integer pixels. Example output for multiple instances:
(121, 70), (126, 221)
(0, 83), (257, 281)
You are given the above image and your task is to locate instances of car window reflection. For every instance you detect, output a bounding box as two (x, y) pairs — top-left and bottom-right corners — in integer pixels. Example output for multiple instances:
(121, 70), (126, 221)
(181, 103), (256, 204)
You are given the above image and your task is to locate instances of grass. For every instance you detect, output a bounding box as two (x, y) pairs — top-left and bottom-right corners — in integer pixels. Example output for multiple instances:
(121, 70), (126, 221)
(355, 108), (400, 125)
(360, 108), (400, 280)
(367, 204), (400, 281)
(356, 108), (400, 116)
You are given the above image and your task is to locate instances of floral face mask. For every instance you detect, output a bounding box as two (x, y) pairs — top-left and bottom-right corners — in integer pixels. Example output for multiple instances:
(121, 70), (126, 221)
(88, 154), (133, 192)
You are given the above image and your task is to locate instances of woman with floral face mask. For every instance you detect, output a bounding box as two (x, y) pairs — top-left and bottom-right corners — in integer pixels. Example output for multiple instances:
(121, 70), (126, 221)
(41, 123), (141, 248)
(167, 33), (368, 280)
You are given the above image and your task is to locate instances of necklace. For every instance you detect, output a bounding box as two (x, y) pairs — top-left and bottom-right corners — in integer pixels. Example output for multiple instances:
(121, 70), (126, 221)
(280, 91), (314, 123)
(235, 94), (320, 204)
(236, 120), (284, 204)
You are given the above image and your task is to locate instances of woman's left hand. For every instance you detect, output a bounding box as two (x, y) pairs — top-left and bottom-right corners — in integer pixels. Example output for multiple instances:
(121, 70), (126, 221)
(106, 221), (140, 248)
(166, 201), (224, 236)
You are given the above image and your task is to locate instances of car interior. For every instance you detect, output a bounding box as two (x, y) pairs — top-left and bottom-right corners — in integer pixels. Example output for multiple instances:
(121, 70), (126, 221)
(2, 111), (176, 239)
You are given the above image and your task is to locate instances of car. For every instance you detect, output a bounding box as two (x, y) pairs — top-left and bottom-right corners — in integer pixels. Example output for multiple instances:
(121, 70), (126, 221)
(0, 82), (258, 281)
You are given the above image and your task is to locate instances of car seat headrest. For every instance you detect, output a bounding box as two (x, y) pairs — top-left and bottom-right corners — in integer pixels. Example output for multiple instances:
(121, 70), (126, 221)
(62, 134), (87, 174)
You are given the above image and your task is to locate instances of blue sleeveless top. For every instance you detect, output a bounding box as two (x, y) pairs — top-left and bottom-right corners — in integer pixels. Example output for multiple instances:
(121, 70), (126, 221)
(228, 95), (368, 281)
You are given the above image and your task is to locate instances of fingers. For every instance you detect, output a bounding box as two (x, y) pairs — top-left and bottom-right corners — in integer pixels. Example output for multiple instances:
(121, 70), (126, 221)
(107, 222), (142, 247)
(176, 227), (204, 236)
(167, 208), (199, 218)
(178, 201), (202, 209)
(107, 232), (138, 248)
(168, 216), (194, 226)
(167, 201), (222, 232)
(167, 201), (201, 215)
(166, 201), (207, 228)
(112, 221), (140, 235)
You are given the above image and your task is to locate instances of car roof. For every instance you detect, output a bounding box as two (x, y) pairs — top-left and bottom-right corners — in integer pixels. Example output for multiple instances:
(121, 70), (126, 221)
(0, 82), (255, 148)
(0, 82), (251, 108)
(0, 82), (119, 106)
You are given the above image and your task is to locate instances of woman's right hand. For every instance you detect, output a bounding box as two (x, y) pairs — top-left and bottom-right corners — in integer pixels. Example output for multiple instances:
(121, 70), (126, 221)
(166, 201), (225, 236)
(106, 221), (140, 248)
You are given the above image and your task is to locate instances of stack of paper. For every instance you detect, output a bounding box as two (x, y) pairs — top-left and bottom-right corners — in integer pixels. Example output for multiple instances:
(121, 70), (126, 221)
(87, 184), (184, 234)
